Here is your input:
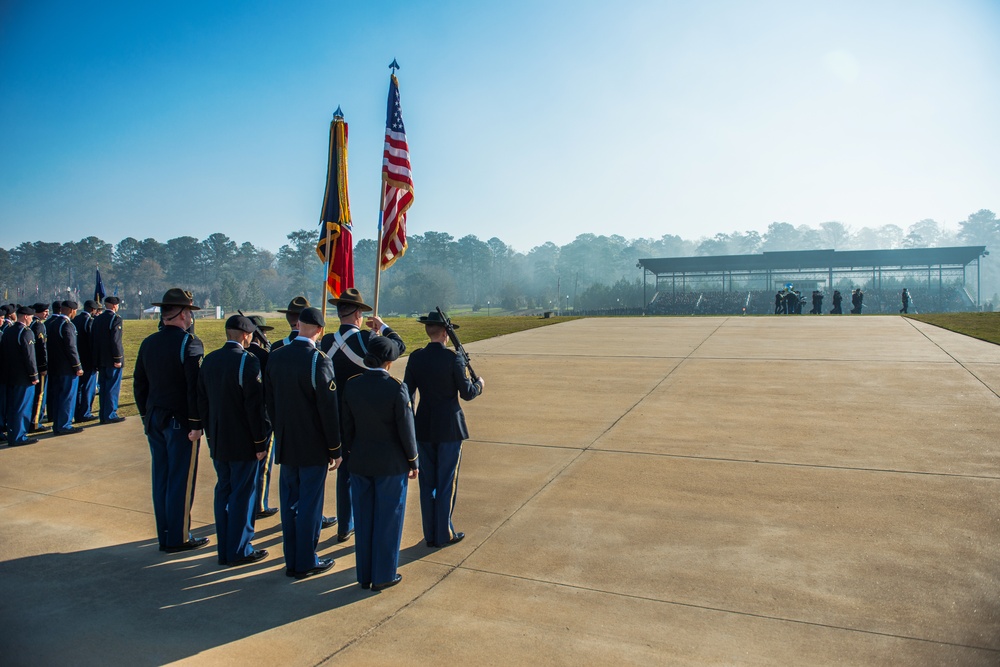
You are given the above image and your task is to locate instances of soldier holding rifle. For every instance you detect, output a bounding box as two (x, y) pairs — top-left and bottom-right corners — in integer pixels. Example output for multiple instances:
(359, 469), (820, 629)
(403, 310), (484, 548)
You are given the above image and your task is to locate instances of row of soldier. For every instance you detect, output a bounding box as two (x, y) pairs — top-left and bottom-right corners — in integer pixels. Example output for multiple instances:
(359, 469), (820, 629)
(134, 288), (484, 591)
(774, 288), (870, 315)
(0, 298), (125, 447)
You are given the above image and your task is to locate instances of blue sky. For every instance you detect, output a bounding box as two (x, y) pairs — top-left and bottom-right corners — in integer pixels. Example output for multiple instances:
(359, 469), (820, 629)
(2, 0), (998, 254)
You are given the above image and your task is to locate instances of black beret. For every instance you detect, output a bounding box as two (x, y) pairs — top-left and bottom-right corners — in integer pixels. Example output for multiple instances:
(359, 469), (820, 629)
(364, 335), (400, 367)
(0, 305), (9, 315)
(224, 315), (255, 333)
(297, 307), (325, 327)
(62, 300), (79, 310)
(103, 296), (120, 305)
(31, 303), (48, 313)
(16, 305), (35, 316)
(83, 300), (99, 311)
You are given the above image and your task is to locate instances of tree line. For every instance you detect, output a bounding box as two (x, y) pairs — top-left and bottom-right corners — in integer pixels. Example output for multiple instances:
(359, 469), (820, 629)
(1, 209), (996, 317)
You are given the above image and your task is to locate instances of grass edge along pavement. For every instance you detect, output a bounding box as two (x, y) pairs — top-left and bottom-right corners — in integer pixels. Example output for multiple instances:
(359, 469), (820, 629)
(906, 311), (1000, 346)
(114, 315), (579, 417)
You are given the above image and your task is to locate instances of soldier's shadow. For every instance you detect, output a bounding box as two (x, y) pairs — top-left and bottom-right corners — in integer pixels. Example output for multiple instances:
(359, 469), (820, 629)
(0, 526), (374, 666)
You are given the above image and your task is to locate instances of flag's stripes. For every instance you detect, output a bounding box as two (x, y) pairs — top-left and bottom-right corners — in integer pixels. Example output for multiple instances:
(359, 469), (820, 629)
(380, 74), (412, 270)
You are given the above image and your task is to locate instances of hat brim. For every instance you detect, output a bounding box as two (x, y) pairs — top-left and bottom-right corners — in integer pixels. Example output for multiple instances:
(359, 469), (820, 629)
(255, 325), (275, 332)
(418, 317), (458, 329)
(328, 299), (373, 312)
(151, 302), (201, 310)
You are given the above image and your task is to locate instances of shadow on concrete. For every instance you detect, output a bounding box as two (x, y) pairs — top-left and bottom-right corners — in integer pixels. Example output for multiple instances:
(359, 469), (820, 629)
(0, 525), (371, 666)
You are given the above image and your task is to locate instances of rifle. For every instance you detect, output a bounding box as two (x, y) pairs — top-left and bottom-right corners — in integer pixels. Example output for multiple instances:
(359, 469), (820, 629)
(435, 307), (479, 382)
(238, 309), (271, 351)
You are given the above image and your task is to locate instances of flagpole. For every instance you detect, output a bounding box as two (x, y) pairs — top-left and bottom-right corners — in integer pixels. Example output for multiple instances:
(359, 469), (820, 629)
(374, 184), (389, 317)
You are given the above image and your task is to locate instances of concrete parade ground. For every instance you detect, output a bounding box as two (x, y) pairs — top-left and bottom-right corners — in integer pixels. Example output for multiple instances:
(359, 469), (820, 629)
(1, 316), (998, 666)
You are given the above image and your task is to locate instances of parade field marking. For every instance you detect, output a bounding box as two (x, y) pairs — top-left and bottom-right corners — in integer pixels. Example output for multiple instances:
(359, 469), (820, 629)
(1, 315), (998, 666)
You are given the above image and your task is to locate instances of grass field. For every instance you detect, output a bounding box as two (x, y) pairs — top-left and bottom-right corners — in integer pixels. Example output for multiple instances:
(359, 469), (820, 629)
(115, 315), (579, 417)
(905, 312), (1000, 346)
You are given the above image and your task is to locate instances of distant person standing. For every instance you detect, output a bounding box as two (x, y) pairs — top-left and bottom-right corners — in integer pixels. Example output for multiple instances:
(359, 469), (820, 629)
(342, 336), (418, 591)
(133, 288), (208, 553)
(28, 303), (49, 434)
(46, 300), (84, 435)
(1, 306), (40, 447)
(403, 311), (484, 548)
(321, 288), (406, 543)
(830, 290), (843, 314)
(900, 288), (910, 314)
(264, 307), (342, 579)
(91, 297), (126, 424)
(73, 300), (100, 423)
(197, 315), (270, 567)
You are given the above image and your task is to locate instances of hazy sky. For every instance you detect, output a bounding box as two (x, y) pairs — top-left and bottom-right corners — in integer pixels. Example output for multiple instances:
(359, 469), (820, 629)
(2, 0), (998, 254)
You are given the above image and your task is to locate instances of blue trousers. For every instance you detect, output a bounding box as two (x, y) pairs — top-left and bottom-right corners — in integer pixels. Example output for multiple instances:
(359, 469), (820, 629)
(50, 374), (79, 432)
(213, 459), (259, 564)
(97, 366), (122, 422)
(146, 408), (200, 549)
(351, 473), (407, 587)
(279, 464), (327, 574)
(417, 440), (463, 546)
(4, 384), (33, 445)
(75, 370), (97, 420)
(336, 467), (354, 533)
(255, 436), (275, 513)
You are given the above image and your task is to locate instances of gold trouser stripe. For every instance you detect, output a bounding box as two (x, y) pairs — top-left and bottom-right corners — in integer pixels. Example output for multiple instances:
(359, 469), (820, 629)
(447, 445), (463, 540)
(258, 434), (274, 512)
(182, 437), (199, 538)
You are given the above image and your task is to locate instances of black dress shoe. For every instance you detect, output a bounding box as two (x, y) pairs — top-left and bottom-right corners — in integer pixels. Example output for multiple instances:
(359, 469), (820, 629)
(164, 537), (210, 553)
(9, 438), (38, 447)
(76, 415), (99, 423)
(337, 530), (354, 543)
(443, 532), (465, 547)
(28, 424), (50, 433)
(360, 582), (371, 590)
(100, 416), (127, 424)
(321, 516), (338, 529)
(293, 557), (334, 580)
(371, 574), (402, 591)
(228, 549), (268, 566)
(256, 507), (279, 519)
(53, 427), (84, 435)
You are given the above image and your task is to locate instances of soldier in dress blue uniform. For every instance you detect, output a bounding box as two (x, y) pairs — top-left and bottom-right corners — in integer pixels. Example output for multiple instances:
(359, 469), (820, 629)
(27, 303), (50, 434)
(270, 296), (337, 530)
(197, 315), (271, 567)
(133, 288), (208, 553)
(91, 297), (126, 424)
(247, 315), (278, 519)
(45, 300), (84, 435)
(1, 306), (41, 447)
(73, 300), (100, 423)
(403, 311), (485, 548)
(342, 336), (418, 591)
(264, 307), (342, 579)
(321, 288), (406, 543)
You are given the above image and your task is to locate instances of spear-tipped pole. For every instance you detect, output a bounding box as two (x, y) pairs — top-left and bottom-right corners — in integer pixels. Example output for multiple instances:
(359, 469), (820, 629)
(373, 60), (399, 318)
(321, 107), (344, 321)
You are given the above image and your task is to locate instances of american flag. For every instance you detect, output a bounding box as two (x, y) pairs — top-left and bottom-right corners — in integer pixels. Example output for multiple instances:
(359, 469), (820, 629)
(379, 73), (413, 270)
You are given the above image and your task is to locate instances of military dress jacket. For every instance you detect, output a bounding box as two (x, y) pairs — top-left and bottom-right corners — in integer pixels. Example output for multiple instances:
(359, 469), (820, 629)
(91, 309), (124, 368)
(197, 342), (270, 462)
(29, 318), (47, 374)
(44, 315), (82, 377)
(133, 325), (204, 432)
(342, 369), (418, 477)
(72, 311), (96, 371)
(0, 323), (38, 386)
(402, 341), (482, 443)
(264, 339), (341, 467)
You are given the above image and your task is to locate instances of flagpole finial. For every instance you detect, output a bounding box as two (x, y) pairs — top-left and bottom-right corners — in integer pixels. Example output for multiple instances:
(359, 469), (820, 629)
(389, 59), (400, 72)
(333, 105), (344, 120)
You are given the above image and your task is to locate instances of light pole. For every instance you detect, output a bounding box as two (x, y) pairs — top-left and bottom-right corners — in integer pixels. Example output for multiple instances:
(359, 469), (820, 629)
(487, 300), (490, 317)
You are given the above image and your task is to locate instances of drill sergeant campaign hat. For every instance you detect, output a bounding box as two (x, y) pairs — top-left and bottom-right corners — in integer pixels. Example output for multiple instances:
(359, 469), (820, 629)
(277, 296), (310, 314)
(327, 288), (372, 313)
(417, 311), (459, 329)
(152, 288), (200, 310)
(247, 315), (274, 332)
